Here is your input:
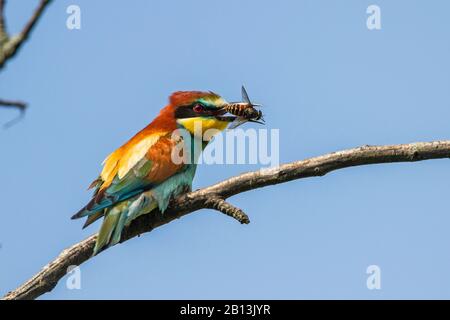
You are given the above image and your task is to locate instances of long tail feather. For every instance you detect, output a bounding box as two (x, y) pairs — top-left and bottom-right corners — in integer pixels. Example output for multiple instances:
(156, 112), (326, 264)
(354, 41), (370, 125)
(82, 210), (105, 229)
(92, 191), (157, 256)
(93, 205), (124, 256)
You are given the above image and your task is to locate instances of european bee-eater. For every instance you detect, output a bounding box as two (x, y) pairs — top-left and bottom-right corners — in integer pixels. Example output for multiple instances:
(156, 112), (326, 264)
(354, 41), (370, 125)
(72, 90), (242, 255)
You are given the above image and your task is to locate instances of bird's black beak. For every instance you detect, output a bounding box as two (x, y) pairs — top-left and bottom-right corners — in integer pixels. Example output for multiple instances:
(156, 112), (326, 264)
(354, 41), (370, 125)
(212, 107), (236, 122)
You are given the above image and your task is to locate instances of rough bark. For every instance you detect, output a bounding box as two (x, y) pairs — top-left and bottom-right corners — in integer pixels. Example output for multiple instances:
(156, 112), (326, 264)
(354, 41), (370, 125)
(3, 140), (450, 300)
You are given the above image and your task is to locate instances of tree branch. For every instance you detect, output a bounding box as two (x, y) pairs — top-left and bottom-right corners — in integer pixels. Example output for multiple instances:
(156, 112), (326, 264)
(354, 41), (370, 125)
(0, 98), (27, 127)
(0, 0), (8, 45)
(0, 98), (26, 110)
(1, 0), (52, 127)
(3, 140), (450, 300)
(205, 197), (250, 224)
(0, 0), (52, 69)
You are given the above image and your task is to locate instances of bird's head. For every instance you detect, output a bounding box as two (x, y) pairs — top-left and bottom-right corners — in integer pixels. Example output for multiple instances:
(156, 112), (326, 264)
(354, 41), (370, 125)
(169, 91), (233, 138)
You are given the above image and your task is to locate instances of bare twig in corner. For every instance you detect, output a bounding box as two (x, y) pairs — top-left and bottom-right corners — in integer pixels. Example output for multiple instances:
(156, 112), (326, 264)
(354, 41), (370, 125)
(0, 0), (52, 126)
(0, 98), (27, 127)
(3, 140), (450, 300)
(0, 0), (52, 69)
(0, 0), (8, 43)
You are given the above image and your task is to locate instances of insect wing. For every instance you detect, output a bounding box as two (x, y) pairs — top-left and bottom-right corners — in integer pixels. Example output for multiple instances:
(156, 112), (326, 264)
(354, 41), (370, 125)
(241, 85), (252, 105)
(228, 117), (249, 129)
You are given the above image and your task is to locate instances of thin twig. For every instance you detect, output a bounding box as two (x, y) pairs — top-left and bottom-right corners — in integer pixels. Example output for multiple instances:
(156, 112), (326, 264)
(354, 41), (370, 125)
(0, 0), (52, 69)
(205, 197), (250, 224)
(0, 0), (7, 39)
(0, 98), (27, 128)
(0, 0), (52, 127)
(2, 140), (450, 300)
(0, 98), (26, 110)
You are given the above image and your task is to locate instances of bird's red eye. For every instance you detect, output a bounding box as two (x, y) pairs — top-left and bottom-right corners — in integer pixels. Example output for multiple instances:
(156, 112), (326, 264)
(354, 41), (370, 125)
(193, 104), (204, 113)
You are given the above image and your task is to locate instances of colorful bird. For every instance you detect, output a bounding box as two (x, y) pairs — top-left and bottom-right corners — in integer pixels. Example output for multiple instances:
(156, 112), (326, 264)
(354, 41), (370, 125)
(72, 90), (249, 255)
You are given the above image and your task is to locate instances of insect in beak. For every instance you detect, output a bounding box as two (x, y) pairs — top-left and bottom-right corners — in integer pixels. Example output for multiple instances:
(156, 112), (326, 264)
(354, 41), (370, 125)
(220, 86), (264, 129)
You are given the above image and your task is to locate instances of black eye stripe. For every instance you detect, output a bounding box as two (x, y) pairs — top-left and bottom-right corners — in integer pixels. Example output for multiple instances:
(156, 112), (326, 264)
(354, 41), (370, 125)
(174, 105), (197, 119)
(175, 101), (219, 118)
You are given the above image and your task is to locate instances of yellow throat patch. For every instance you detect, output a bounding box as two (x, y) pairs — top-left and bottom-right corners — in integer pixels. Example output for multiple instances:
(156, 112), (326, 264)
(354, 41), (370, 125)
(177, 117), (229, 138)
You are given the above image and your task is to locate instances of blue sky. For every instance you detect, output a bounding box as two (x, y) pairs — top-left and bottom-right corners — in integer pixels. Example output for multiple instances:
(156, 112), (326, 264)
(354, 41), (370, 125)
(1, 0), (450, 299)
